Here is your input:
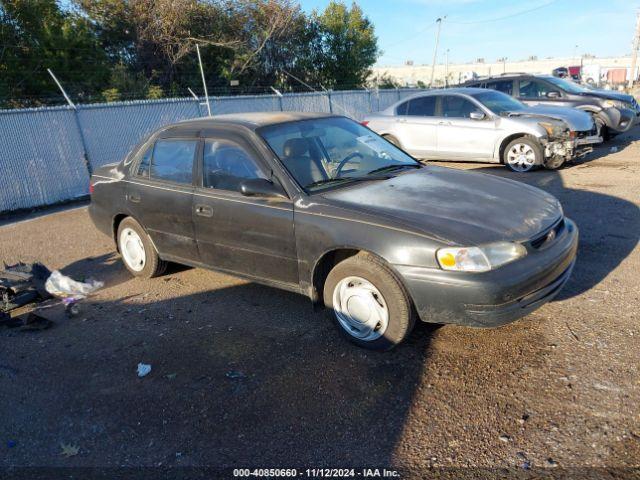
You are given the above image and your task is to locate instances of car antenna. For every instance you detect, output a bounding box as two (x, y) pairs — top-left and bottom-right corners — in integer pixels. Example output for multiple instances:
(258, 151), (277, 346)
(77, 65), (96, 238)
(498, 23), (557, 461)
(279, 69), (354, 119)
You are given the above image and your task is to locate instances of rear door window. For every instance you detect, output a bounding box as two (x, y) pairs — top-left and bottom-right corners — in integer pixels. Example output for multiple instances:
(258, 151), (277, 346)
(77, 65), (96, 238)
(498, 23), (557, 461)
(407, 96), (436, 116)
(484, 80), (513, 95)
(518, 80), (553, 99)
(150, 139), (197, 184)
(396, 101), (409, 115)
(136, 144), (152, 178)
(441, 96), (478, 118)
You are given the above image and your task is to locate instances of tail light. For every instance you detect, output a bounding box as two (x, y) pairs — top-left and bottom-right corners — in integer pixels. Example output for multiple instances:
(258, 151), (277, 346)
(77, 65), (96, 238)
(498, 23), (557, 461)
(360, 121), (370, 127)
(89, 181), (94, 195)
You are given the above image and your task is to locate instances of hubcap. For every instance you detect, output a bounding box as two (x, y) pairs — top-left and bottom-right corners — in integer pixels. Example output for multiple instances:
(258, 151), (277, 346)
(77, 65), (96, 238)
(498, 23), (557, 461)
(507, 143), (536, 172)
(332, 276), (389, 341)
(120, 227), (146, 272)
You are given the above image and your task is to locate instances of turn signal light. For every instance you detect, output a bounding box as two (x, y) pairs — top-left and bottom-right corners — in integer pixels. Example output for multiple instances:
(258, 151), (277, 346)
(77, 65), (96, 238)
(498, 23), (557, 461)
(360, 121), (370, 127)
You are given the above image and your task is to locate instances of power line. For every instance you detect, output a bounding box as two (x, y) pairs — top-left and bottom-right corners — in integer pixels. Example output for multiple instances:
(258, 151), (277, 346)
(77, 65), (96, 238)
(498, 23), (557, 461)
(380, 22), (438, 50)
(447, 0), (560, 25)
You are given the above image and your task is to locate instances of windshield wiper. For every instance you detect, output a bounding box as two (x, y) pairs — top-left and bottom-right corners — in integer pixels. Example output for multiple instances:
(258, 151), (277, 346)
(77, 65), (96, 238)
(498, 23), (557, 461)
(306, 175), (392, 190)
(367, 164), (421, 176)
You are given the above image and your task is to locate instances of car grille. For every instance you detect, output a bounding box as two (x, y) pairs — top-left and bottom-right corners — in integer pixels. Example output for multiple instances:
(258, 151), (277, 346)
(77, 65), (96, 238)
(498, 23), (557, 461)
(530, 218), (565, 250)
(577, 129), (595, 138)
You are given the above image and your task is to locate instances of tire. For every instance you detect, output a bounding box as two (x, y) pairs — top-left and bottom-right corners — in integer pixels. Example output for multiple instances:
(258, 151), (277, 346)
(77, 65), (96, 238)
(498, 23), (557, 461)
(382, 134), (402, 148)
(503, 137), (542, 173)
(117, 217), (167, 278)
(543, 155), (565, 170)
(592, 115), (610, 141)
(323, 252), (415, 351)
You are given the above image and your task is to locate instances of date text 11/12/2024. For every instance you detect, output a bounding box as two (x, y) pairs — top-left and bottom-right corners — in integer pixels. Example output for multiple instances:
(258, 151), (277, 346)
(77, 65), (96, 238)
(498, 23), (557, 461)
(233, 468), (401, 477)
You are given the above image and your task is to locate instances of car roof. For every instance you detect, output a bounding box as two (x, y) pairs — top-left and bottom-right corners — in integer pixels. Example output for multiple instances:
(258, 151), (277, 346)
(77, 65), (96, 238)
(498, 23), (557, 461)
(169, 112), (335, 131)
(402, 87), (487, 99)
(468, 73), (553, 82)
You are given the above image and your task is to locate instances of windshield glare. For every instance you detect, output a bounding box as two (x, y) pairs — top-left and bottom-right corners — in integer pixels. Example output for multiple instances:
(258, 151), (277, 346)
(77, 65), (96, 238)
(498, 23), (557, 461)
(544, 76), (587, 94)
(471, 90), (526, 114)
(258, 117), (419, 192)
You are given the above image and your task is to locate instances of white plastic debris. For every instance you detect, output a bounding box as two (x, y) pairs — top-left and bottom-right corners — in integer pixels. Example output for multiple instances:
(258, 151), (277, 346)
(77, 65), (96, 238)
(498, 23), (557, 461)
(44, 271), (103, 300)
(610, 146), (618, 153)
(137, 363), (152, 378)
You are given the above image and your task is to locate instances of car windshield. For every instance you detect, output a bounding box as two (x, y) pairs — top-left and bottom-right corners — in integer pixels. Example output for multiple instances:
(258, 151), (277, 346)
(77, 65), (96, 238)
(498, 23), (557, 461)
(471, 90), (526, 114)
(544, 76), (587, 94)
(258, 117), (420, 192)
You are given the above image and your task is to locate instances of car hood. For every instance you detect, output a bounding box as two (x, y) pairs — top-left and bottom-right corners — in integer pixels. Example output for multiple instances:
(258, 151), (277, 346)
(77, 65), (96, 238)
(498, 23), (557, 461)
(506, 105), (594, 131)
(580, 89), (635, 104)
(320, 166), (562, 246)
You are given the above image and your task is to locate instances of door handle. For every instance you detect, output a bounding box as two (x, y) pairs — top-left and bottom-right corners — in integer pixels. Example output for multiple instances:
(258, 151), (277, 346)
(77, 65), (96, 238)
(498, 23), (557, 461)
(195, 204), (214, 217)
(128, 194), (141, 203)
(437, 121), (451, 126)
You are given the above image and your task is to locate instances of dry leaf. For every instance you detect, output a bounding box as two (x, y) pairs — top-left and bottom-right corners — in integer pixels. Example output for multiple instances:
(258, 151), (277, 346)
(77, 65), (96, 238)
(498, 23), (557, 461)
(60, 443), (79, 457)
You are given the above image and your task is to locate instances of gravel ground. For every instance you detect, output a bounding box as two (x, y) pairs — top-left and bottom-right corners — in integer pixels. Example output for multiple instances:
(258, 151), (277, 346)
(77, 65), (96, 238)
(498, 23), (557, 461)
(0, 130), (639, 479)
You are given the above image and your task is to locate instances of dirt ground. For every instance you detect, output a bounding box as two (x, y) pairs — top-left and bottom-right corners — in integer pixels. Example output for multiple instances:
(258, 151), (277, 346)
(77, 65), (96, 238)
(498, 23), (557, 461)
(0, 129), (639, 479)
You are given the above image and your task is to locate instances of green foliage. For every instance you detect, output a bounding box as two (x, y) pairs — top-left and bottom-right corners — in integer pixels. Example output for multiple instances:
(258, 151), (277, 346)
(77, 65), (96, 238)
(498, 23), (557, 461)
(101, 88), (121, 102)
(146, 85), (164, 99)
(312, 1), (379, 90)
(373, 73), (400, 89)
(0, 0), (380, 106)
(0, 0), (111, 106)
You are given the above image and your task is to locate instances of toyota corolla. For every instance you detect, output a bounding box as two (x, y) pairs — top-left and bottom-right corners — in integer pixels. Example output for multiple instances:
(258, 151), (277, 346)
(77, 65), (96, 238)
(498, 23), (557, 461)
(89, 113), (578, 350)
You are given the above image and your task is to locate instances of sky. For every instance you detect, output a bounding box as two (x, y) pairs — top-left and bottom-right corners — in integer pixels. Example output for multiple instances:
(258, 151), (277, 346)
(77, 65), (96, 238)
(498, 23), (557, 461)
(300, 0), (639, 66)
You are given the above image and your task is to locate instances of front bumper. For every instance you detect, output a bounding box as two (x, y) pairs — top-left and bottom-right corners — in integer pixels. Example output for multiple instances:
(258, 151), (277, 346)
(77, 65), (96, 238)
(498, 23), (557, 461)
(544, 139), (578, 160)
(395, 218), (579, 328)
(601, 107), (636, 133)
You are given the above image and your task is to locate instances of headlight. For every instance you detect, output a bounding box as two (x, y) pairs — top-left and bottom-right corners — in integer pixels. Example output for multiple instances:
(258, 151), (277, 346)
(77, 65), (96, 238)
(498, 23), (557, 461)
(538, 121), (565, 138)
(603, 99), (626, 109)
(436, 242), (527, 272)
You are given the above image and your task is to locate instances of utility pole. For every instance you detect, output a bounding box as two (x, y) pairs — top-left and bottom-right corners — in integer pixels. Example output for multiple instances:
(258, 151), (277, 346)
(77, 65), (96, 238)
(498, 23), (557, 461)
(196, 43), (212, 117)
(629, 9), (640, 89)
(429, 16), (445, 88)
(445, 49), (450, 87)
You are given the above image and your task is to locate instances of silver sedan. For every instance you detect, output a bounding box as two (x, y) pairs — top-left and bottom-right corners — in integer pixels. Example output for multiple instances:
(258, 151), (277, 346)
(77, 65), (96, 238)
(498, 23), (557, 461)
(363, 88), (600, 172)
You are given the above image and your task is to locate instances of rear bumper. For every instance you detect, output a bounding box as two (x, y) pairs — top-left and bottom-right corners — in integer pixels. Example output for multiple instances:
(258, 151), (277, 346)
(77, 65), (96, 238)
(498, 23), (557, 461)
(395, 218), (579, 328)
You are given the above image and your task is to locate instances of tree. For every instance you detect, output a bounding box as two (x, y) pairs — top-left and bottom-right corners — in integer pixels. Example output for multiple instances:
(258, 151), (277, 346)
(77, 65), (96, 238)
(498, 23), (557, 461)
(312, 1), (378, 89)
(0, 0), (111, 106)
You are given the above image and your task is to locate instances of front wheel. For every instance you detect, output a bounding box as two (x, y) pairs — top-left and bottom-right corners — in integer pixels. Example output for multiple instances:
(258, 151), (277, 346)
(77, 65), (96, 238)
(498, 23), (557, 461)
(503, 137), (542, 172)
(323, 253), (415, 350)
(543, 155), (565, 170)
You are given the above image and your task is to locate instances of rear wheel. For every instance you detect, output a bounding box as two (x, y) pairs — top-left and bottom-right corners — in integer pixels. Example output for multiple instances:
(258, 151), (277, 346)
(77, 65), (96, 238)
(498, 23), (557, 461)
(117, 217), (167, 278)
(323, 252), (415, 350)
(503, 137), (542, 173)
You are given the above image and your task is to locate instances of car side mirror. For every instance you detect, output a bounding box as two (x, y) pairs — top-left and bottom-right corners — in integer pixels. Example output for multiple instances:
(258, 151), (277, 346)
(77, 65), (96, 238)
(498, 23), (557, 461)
(470, 111), (486, 120)
(546, 91), (561, 99)
(239, 178), (287, 199)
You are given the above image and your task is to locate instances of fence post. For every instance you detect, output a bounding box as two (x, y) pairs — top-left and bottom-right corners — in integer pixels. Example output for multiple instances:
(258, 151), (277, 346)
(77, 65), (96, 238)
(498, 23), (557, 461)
(327, 91), (333, 114)
(72, 106), (93, 176)
(396, 87), (401, 102)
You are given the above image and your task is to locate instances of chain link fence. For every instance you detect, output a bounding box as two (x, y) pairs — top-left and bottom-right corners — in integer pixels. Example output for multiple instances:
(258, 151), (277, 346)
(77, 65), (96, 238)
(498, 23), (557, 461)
(0, 88), (424, 213)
